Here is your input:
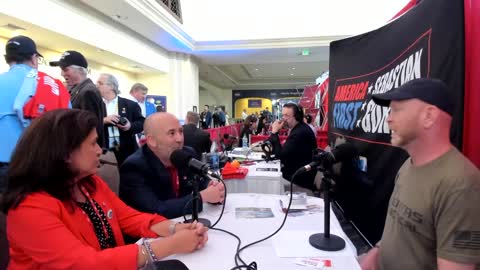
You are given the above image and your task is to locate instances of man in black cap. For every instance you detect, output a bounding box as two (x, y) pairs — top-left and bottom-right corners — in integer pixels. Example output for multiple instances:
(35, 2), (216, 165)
(0, 35), (43, 193)
(50, 51), (106, 148)
(360, 78), (480, 270)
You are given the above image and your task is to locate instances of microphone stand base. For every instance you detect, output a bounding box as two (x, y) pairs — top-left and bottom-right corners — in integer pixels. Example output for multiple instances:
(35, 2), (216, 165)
(308, 233), (346, 251)
(184, 218), (211, 228)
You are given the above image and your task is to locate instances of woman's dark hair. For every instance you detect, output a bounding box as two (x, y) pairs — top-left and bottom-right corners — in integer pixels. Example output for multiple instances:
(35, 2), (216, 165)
(2, 109), (98, 213)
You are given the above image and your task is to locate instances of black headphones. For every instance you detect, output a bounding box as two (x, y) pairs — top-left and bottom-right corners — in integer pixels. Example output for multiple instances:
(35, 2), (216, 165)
(284, 103), (304, 122)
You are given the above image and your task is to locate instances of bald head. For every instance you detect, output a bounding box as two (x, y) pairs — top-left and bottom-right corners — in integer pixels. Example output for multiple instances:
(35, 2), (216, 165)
(144, 112), (175, 134)
(144, 112), (184, 166)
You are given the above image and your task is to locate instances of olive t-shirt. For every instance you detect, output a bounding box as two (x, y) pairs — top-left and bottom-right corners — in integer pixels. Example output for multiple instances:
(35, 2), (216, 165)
(379, 147), (480, 270)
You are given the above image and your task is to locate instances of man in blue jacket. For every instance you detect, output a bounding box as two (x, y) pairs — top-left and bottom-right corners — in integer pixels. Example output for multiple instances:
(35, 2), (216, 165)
(119, 112), (224, 218)
(0, 36), (42, 193)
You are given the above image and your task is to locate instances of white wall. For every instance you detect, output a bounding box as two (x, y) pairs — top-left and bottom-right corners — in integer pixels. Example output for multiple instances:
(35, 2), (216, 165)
(199, 80), (232, 116)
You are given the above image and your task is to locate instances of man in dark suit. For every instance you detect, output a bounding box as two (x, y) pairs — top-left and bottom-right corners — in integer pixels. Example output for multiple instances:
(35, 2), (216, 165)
(119, 112), (225, 218)
(49, 50), (106, 148)
(183, 111), (212, 158)
(200, 105), (212, 129)
(97, 73), (144, 165)
(268, 103), (317, 190)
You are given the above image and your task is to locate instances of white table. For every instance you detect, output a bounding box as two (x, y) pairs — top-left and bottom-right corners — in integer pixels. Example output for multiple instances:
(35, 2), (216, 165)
(166, 193), (361, 270)
(223, 160), (285, 195)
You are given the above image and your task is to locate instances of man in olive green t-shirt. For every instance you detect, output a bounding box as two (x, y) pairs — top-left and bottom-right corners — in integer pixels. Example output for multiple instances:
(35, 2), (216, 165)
(360, 78), (480, 270)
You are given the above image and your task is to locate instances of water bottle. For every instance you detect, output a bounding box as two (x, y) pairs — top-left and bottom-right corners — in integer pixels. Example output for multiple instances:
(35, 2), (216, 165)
(210, 141), (219, 170)
(242, 134), (249, 149)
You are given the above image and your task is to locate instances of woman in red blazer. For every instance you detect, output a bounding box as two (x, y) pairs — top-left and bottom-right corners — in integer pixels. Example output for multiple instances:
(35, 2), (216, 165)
(2, 109), (208, 270)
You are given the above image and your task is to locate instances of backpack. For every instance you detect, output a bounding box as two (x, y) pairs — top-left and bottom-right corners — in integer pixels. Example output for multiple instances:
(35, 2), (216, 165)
(22, 71), (70, 118)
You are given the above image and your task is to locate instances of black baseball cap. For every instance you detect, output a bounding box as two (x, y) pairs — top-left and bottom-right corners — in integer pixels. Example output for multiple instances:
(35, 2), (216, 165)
(371, 78), (454, 116)
(49, 50), (88, 68)
(5, 35), (43, 58)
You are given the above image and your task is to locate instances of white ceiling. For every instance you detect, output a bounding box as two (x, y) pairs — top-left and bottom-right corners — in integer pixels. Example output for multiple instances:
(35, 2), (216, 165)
(179, 0), (411, 41)
(3, 0), (411, 90)
(0, 14), (159, 74)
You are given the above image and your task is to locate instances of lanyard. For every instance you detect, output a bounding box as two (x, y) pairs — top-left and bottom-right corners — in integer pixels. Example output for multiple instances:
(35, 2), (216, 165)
(79, 186), (110, 239)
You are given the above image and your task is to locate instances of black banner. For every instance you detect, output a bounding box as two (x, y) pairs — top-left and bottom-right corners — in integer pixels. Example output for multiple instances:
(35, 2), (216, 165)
(328, 0), (464, 243)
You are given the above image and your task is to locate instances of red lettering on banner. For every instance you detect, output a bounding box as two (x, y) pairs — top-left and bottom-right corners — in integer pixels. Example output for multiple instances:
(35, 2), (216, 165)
(334, 81), (369, 102)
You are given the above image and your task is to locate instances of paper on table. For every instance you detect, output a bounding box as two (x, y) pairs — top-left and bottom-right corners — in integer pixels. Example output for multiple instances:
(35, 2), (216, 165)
(272, 230), (354, 258)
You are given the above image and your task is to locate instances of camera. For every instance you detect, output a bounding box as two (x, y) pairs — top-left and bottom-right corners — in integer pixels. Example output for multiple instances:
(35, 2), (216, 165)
(117, 117), (128, 126)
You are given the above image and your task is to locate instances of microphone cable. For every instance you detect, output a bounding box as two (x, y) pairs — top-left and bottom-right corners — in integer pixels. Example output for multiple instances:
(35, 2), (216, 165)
(181, 177), (228, 229)
(230, 170), (300, 270)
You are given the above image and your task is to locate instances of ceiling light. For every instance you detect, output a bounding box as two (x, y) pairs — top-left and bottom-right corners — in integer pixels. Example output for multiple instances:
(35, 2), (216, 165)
(112, 14), (128, 20)
(290, 73), (294, 76)
(291, 67), (296, 70)
(255, 68), (259, 71)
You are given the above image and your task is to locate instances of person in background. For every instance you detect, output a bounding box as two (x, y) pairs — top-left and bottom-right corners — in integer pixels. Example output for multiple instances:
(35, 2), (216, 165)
(200, 105), (212, 129)
(97, 73), (144, 165)
(304, 114), (316, 135)
(256, 115), (267, 135)
(360, 78), (480, 270)
(0, 36), (42, 193)
(183, 111), (212, 159)
(268, 103), (317, 190)
(127, 83), (156, 118)
(212, 107), (220, 128)
(2, 109), (208, 269)
(217, 107), (226, 127)
(242, 109), (248, 120)
(50, 50), (106, 149)
(119, 113), (224, 219)
(224, 111), (230, 126)
(239, 115), (257, 147)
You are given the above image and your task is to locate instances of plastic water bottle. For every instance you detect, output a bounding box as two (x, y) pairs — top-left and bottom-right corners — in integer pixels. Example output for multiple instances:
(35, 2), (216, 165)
(242, 134), (249, 149)
(210, 141), (220, 170)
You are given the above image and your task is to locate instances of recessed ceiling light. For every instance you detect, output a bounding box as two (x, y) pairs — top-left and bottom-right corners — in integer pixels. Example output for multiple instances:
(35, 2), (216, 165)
(255, 68), (259, 71)
(112, 14), (128, 20)
(291, 67), (296, 70)
(290, 73), (294, 76)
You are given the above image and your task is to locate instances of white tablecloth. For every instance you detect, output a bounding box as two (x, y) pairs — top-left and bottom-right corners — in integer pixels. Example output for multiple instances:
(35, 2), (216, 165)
(223, 160), (285, 194)
(165, 193), (361, 270)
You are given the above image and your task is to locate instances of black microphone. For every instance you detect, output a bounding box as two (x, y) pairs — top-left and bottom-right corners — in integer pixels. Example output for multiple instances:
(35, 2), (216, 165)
(223, 134), (238, 140)
(297, 143), (358, 174)
(170, 149), (221, 179)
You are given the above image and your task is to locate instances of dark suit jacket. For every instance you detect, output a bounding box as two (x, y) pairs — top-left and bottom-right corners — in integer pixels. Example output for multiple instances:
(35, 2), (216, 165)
(119, 145), (208, 219)
(105, 96), (144, 164)
(183, 124), (212, 159)
(268, 122), (317, 189)
(70, 78), (107, 148)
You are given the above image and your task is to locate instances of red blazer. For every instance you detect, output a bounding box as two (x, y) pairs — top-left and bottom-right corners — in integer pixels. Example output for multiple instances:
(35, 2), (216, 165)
(7, 175), (166, 270)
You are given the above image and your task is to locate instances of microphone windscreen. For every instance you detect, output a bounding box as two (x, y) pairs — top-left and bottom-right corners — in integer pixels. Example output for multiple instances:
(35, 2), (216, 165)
(331, 143), (358, 162)
(170, 149), (193, 169)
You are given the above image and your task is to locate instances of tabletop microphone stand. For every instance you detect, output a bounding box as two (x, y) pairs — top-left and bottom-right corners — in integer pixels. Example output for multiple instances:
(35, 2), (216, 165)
(308, 168), (345, 251)
(185, 174), (211, 227)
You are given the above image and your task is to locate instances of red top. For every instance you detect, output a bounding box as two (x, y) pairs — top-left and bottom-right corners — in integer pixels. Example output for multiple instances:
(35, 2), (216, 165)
(166, 166), (180, 197)
(7, 175), (166, 270)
